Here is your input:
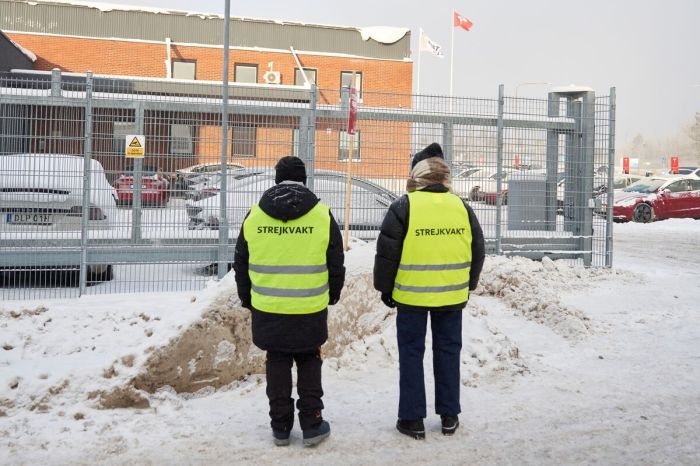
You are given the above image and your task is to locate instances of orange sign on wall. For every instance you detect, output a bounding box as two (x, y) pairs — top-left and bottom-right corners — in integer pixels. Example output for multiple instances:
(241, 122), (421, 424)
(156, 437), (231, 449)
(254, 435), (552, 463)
(623, 157), (630, 174)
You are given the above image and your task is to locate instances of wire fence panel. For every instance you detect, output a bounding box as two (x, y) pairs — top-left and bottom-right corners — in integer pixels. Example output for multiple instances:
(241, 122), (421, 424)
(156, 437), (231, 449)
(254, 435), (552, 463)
(0, 71), (615, 299)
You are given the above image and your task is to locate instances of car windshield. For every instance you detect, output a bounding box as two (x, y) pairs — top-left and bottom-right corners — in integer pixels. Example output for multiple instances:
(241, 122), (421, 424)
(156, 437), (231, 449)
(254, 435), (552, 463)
(456, 168), (480, 178)
(623, 179), (665, 193)
(613, 178), (628, 189)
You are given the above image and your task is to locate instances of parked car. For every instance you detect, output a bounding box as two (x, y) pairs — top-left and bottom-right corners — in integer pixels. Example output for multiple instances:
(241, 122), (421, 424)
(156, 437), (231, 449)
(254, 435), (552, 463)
(453, 168), (518, 203)
(185, 169), (397, 236)
(600, 176), (700, 223)
(453, 166), (482, 179)
(0, 153), (117, 284)
(612, 174), (643, 190)
(113, 164), (170, 207)
(173, 162), (246, 194)
(185, 168), (267, 201)
(664, 166), (699, 176)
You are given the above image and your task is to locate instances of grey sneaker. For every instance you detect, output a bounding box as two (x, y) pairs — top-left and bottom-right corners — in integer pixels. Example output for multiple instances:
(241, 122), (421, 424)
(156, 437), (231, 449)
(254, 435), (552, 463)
(302, 420), (330, 447)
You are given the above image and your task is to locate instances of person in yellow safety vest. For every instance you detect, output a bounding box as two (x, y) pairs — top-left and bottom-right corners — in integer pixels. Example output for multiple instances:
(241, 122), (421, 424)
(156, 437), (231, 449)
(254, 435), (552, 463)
(233, 156), (345, 447)
(373, 142), (485, 440)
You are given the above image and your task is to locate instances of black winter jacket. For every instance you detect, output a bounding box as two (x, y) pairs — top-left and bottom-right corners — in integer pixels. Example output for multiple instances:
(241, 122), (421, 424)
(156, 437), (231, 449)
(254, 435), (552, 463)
(233, 182), (346, 353)
(373, 184), (485, 312)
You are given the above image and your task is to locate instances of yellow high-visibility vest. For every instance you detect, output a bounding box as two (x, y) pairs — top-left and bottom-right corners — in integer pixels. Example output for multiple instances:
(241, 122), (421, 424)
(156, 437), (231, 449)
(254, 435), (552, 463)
(393, 191), (472, 307)
(243, 203), (330, 314)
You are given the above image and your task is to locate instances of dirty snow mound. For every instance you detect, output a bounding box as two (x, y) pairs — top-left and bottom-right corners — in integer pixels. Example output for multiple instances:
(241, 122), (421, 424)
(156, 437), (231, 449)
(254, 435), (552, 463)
(475, 256), (632, 342)
(327, 299), (527, 386)
(131, 271), (387, 395)
(0, 276), (226, 415)
(475, 256), (620, 340)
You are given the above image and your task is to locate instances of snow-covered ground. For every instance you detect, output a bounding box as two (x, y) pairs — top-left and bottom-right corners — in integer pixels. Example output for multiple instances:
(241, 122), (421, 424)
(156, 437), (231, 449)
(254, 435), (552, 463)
(1, 220), (699, 465)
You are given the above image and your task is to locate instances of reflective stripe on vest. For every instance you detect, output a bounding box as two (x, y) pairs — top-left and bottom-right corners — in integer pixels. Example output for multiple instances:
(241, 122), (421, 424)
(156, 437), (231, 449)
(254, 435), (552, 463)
(393, 191), (472, 307)
(243, 203), (330, 314)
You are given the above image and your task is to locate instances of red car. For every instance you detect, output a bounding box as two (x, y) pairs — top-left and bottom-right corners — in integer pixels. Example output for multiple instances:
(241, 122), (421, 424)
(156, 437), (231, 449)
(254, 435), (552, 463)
(113, 165), (170, 207)
(603, 176), (700, 223)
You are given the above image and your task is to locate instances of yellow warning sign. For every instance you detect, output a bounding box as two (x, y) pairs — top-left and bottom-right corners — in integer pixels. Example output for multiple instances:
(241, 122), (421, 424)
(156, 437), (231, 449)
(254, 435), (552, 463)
(125, 134), (145, 158)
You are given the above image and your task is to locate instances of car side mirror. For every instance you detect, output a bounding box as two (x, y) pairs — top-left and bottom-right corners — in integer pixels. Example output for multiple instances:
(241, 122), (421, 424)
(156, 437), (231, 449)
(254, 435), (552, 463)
(661, 189), (671, 196)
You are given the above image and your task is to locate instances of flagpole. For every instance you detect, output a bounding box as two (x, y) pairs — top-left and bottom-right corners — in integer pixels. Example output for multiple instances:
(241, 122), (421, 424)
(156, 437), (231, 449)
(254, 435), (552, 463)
(449, 11), (455, 112)
(416, 28), (422, 95)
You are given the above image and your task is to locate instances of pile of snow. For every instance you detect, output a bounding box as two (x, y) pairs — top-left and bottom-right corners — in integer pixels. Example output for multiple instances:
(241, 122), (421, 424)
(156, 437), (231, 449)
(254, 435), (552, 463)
(474, 255), (635, 340)
(1, 240), (529, 416)
(0, 277), (224, 416)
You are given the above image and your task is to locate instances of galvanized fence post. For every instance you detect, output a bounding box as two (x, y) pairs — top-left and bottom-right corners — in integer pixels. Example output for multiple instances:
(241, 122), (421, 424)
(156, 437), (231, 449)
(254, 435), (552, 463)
(217, 0), (232, 280)
(494, 84), (505, 255)
(307, 84), (318, 191)
(580, 92), (596, 267)
(50, 68), (61, 97)
(78, 72), (93, 295)
(131, 103), (144, 242)
(605, 87), (616, 268)
(442, 123), (454, 166)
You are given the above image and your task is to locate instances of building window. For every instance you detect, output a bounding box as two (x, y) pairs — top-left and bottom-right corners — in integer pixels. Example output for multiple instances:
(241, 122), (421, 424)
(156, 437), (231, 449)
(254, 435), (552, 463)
(339, 130), (360, 161)
(340, 71), (362, 98)
(112, 121), (136, 154)
(170, 124), (194, 155)
(234, 64), (258, 83)
(294, 68), (317, 86)
(172, 60), (196, 80)
(292, 128), (300, 157)
(232, 125), (256, 157)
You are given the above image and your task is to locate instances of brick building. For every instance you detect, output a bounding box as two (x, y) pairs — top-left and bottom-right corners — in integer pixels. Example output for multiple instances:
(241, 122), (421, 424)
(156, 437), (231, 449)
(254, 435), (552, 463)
(0, 0), (413, 177)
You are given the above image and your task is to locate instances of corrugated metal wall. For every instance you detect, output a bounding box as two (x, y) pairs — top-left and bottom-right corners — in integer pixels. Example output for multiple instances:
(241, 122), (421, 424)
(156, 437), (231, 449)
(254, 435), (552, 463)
(0, 0), (411, 60)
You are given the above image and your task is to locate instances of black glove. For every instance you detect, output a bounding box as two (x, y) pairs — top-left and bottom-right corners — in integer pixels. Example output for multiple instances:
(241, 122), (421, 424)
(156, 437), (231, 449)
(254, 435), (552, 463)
(381, 293), (396, 308)
(328, 295), (340, 306)
(240, 298), (252, 310)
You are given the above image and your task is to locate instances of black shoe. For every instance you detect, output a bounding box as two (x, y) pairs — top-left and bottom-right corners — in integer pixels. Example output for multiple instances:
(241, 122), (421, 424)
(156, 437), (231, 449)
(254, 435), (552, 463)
(302, 420), (330, 447)
(441, 415), (459, 435)
(272, 429), (291, 446)
(396, 419), (425, 439)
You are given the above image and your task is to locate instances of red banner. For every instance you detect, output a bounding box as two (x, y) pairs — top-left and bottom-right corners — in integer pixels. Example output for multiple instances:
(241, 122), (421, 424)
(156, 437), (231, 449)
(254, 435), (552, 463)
(670, 156), (679, 174)
(623, 157), (630, 174)
(348, 87), (358, 135)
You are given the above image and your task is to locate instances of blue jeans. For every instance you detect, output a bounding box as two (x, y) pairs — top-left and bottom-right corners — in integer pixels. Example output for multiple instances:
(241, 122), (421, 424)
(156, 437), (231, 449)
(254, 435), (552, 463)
(396, 307), (462, 420)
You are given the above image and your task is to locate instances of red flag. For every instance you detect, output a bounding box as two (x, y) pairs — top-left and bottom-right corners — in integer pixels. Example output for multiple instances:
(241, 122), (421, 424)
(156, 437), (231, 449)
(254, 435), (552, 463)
(453, 11), (473, 31)
(348, 87), (358, 135)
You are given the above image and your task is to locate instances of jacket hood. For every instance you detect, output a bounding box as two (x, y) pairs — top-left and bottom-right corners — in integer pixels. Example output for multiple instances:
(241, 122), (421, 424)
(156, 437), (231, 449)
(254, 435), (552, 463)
(258, 182), (319, 222)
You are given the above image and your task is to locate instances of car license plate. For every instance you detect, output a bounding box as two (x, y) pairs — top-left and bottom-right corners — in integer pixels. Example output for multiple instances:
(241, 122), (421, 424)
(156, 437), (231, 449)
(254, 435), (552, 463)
(7, 212), (54, 225)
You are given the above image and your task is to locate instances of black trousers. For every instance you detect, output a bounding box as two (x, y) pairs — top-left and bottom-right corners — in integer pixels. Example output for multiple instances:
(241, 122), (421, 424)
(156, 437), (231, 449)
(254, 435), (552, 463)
(266, 349), (324, 432)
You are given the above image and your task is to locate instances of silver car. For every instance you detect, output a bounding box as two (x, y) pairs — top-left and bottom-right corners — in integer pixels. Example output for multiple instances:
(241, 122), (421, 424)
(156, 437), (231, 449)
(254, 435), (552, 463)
(0, 153), (117, 284)
(185, 169), (397, 236)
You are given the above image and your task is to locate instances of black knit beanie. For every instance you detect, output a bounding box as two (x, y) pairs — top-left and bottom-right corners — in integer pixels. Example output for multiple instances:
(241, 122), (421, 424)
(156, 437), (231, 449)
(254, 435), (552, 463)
(274, 156), (307, 185)
(411, 142), (444, 169)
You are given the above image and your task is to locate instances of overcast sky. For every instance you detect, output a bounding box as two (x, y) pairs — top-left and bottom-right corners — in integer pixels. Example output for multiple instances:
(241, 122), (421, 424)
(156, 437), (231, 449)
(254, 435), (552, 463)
(92, 0), (700, 141)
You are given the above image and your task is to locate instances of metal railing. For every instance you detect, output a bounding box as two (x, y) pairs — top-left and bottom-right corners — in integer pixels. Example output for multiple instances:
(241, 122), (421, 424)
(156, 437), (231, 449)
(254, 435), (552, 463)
(0, 71), (615, 299)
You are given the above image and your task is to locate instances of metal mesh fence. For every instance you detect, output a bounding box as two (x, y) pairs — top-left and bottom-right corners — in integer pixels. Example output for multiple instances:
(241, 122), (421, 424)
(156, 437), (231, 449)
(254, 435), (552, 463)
(0, 71), (615, 299)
